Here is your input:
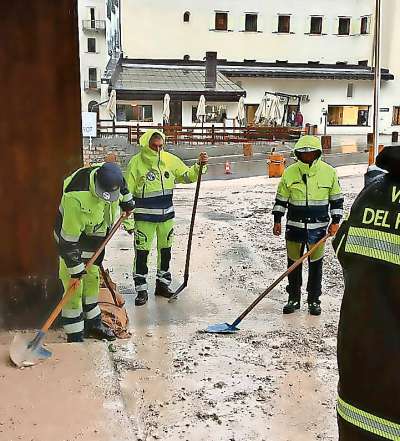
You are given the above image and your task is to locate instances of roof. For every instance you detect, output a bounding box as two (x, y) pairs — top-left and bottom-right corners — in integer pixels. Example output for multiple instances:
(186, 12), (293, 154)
(112, 64), (246, 101)
(119, 58), (395, 81)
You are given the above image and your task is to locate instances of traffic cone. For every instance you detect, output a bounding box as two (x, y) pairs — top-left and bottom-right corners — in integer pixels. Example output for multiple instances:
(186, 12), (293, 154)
(225, 161), (232, 174)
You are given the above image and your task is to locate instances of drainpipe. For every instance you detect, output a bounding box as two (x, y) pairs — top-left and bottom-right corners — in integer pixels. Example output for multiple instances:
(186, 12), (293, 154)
(373, 0), (382, 160)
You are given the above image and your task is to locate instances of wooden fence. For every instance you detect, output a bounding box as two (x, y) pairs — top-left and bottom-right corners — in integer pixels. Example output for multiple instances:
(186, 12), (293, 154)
(97, 121), (306, 145)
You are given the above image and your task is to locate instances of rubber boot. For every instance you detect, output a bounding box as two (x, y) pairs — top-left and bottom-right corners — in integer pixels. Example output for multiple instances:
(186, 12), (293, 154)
(307, 258), (323, 316)
(283, 258), (302, 314)
(135, 290), (148, 306)
(283, 297), (301, 314)
(155, 280), (174, 299)
(84, 322), (116, 341)
(67, 332), (84, 343)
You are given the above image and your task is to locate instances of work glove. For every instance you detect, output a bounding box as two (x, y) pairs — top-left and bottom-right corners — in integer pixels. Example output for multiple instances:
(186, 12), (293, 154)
(328, 223), (340, 236)
(120, 199), (134, 215)
(198, 152), (209, 165)
(273, 223), (282, 236)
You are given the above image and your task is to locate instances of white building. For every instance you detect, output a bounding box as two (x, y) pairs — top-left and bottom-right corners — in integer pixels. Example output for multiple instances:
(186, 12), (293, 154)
(91, 0), (400, 135)
(78, 0), (120, 116)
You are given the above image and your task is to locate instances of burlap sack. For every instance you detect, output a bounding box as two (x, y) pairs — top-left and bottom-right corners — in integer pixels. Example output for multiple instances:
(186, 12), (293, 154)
(99, 268), (131, 339)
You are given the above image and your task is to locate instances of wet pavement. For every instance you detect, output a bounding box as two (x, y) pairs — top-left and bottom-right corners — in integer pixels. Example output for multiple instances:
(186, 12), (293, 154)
(98, 165), (365, 440)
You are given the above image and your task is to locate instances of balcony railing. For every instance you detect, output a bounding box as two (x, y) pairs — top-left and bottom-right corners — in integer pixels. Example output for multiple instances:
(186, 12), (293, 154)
(84, 81), (101, 91)
(82, 20), (106, 32)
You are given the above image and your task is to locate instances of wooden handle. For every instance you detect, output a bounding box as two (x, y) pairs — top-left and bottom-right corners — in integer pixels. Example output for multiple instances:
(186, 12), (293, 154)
(41, 214), (126, 332)
(232, 234), (330, 327)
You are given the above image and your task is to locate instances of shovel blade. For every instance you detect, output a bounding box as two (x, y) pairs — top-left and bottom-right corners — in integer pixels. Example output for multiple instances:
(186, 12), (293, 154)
(9, 333), (52, 368)
(206, 323), (239, 334)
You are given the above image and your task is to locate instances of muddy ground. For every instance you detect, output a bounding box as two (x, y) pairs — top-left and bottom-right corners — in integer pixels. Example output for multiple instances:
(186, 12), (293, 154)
(99, 164), (364, 441)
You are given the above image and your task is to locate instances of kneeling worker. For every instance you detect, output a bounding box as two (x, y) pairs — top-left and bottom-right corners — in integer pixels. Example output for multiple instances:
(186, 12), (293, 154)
(125, 129), (208, 306)
(54, 162), (134, 342)
(272, 135), (343, 315)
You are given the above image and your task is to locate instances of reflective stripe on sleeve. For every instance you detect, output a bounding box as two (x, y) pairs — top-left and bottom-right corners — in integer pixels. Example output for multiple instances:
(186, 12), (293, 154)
(337, 396), (400, 440)
(68, 262), (85, 275)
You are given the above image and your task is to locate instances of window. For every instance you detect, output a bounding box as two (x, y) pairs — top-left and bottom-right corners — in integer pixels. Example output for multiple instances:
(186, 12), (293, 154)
(215, 12), (228, 30)
(278, 15), (291, 33)
(245, 14), (258, 32)
(338, 17), (351, 35)
(358, 60), (368, 66)
(347, 83), (354, 98)
(87, 38), (96, 53)
(88, 68), (97, 88)
(116, 104), (153, 122)
(183, 11), (190, 22)
(361, 16), (369, 34)
(328, 105), (369, 126)
(393, 107), (400, 125)
(89, 7), (95, 28)
(191, 105), (227, 123)
(310, 16), (322, 35)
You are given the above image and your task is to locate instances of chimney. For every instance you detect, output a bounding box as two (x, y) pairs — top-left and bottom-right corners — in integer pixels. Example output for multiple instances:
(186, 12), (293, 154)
(205, 51), (217, 89)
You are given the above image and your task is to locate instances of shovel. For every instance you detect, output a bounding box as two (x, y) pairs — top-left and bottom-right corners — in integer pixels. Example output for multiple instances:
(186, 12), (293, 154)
(206, 234), (330, 334)
(9, 214), (126, 368)
(169, 163), (204, 302)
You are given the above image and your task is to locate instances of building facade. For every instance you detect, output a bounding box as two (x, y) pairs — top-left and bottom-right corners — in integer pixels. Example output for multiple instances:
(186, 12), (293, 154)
(78, 0), (120, 116)
(85, 0), (400, 135)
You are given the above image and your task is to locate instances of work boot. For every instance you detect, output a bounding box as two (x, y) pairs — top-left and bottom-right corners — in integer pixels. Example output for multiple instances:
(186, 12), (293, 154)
(135, 290), (148, 306)
(308, 302), (322, 316)
(155, 280), (174, 299)
(84, 322), (116, 341)
(67, 332), (84, 343)
(283, 300), (301, 314)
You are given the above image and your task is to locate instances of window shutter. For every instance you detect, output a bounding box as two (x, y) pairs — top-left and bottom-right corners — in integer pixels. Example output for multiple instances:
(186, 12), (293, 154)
(332, 17), (340, 34)
(322, 16), (329, 34)
(210, 12), (216, 30)
(351, 17), (360, 35)
(304, 16), (311, 34)
(272, 14), (279, 32)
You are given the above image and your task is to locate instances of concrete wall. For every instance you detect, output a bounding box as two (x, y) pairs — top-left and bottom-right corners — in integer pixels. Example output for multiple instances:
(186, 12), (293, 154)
(121, 0), (374, 64)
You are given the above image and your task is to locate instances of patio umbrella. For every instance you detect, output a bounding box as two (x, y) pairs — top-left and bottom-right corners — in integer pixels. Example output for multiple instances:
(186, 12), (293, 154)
(162, 93), (170, 124)
(236, 96), (246, 126)
(197, 95), (206, 134)
(269, 96), (283, 125)
(106, 89), (116, 120)
(254, 95), (269, 124)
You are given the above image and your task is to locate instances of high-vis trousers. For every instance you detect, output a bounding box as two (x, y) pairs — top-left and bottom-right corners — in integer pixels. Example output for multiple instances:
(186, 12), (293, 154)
(59, 258), (101, 340)
(133, 219), (174, 292)
(286, 240), (325, 303)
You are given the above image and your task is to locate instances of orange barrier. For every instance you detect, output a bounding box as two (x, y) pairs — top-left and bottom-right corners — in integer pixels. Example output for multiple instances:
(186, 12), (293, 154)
(268, 153), (285, 178)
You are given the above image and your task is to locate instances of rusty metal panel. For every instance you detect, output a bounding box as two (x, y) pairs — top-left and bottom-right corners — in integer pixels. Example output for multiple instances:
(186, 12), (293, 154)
(0, 1), (83, 328)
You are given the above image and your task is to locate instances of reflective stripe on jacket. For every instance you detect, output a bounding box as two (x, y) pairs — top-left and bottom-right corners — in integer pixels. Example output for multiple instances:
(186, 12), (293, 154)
(54, 164), (131, 275)
(125, 129), (205, 223)
(272, 156), (343, 243)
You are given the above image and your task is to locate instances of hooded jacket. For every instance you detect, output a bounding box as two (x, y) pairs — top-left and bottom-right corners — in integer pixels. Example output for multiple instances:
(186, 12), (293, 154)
(272, 136), (343, 243)
(125, 129), (204, 223)
(54, 164), (133, 276)
(333, 146), (400, 439)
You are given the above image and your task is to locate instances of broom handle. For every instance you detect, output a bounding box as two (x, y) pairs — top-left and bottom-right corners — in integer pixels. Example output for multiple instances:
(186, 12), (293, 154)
(41, 214), (126, 332)
(232, 234), (330, 327)
(183, 162), (204, 278)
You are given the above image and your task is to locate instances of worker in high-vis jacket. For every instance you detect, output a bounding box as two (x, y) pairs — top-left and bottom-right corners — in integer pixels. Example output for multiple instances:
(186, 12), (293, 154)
(333, 146), (400, 441)
(272, 135), (344, 315)
(54, 162), (134, 342)
(125, 129), (208, 306)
